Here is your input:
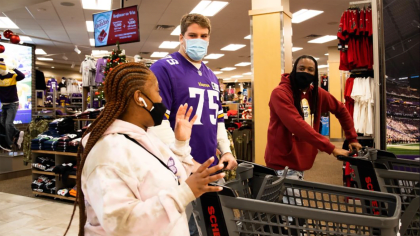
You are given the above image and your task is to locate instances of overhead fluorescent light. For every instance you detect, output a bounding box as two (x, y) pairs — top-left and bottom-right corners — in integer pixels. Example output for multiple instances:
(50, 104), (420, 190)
(292, 9), (323, 23)
(204, 54), (224, 59)
(0, 17), (19, 29)
(221, 67), (236, 71)
(62, 54), (68, 60)
(92, 50), (110, 55)
(221, 44), (246, 51)
(243, 72), (252, 75)
(292, 47), (303, 52)
(151, 52), (169, 58)
(223, 78), (231, 80)
(71, 62), (75, 68)
(74, 46), (81, 54)
(203, 61), (209, 64)
(234, 79), (238, 82)
(89, 38), (95, 46)
(231, 75), (243, 78)
(318, 65), (328, 68)
(213, 71), (223, 75)
(35, 49), (47, 55)
(325, 53), (329, 55)
(19, 36), (32, 43)
(308, 35), (336, 44)
(235, 62), (251, 67)
(51, 66), (55, 68)
(170, 25), (181, 36)
(190, 1), (229, 17)
(37, 57), (53, 61)
(86, 21), (94, 32)
(244, 35), (251, 39)
(82, 0), (111, 10)
(159, 41), (180, 49)
(314, 57), (320, 60)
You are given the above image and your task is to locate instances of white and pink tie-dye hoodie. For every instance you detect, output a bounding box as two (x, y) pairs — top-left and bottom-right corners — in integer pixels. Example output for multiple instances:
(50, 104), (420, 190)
(81, 119), (195, 236)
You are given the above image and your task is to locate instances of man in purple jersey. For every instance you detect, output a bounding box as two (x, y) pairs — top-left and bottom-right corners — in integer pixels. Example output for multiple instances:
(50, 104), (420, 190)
(150, 13), (237, 171)
(150, 14), (237, 235)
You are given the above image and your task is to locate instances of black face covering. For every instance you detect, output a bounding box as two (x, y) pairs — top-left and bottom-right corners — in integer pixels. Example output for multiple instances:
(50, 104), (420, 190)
(295, 72), (316, 89)
(141, 94), (167, 126)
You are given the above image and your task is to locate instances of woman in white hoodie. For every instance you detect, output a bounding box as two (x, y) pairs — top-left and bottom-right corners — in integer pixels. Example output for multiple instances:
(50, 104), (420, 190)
(65, 62), (225, 236)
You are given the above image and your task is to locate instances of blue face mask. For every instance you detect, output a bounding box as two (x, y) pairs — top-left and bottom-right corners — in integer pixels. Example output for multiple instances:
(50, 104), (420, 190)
(184, 38), (209, 61)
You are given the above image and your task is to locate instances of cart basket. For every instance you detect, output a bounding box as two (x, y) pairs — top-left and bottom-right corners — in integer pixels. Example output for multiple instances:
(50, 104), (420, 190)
(193, 162), (401, 236)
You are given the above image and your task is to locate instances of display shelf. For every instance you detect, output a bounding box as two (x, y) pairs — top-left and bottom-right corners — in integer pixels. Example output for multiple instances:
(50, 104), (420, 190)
(32, 150), (78, 157)
(32, 191), (75, 201)
(32, 170), (55, 176)
(69, 175), (77, 179)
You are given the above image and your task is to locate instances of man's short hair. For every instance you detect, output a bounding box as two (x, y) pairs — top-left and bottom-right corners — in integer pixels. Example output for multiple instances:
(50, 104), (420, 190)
(180, 13), (211, 35)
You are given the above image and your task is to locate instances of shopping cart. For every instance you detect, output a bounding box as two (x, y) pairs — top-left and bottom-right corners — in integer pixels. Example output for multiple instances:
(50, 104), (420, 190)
(192, 161), (401, 236)
(337, 148), (420, 236)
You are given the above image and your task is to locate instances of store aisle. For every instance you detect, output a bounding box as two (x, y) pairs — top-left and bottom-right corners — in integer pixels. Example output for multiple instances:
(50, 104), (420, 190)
(0, 192), (79, 236)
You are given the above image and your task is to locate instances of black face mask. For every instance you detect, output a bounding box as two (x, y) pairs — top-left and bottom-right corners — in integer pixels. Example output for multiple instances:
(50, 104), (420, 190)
(141, 94), (167, 126)
(295, 72), (315, 89)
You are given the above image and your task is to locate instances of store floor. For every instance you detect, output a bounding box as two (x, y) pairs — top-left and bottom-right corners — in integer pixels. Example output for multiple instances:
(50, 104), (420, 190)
(0, 142), (343, 235)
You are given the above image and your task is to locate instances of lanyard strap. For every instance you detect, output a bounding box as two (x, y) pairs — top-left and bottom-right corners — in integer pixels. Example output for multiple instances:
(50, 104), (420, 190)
(121, 134), (179, 185)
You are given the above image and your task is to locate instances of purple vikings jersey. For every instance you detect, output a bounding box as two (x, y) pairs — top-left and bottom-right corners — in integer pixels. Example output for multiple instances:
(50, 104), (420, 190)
(151, 52), (224, 166)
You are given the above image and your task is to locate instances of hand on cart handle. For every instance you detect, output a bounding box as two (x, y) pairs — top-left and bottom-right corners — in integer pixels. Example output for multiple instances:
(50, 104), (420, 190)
(220, 152), (238, 170)
(349, 142), (363, 153)
(332, 148), (350, 158)
(185, 157), (225, 198)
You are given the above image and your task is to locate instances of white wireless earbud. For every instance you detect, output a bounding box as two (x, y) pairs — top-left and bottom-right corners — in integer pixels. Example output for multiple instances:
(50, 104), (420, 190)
(139, 97), (147, 108)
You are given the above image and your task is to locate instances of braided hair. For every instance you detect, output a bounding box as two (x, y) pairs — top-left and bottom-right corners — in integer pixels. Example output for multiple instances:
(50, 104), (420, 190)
(289, 55), (319, 121)
(64, 62), (151, 236)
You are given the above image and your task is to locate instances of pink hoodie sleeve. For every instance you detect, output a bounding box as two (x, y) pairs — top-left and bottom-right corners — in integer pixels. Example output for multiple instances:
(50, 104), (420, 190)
(169, 139), (195, 176)
(84, 165), (195, 236)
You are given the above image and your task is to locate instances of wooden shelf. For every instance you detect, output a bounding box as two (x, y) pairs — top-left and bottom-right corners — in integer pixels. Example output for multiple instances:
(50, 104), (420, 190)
(32, 170), (55, 176)
(31, 150), (78, 156)
(69, 175), (77, 179)
(32, 191), (76, 201)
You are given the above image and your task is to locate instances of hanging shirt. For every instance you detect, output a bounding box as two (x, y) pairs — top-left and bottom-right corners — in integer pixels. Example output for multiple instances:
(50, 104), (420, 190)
(150, 52), (224, 166)
(320, 76), (328, 91)
(47, 78), (58, 93)
(301, 92), (313, 127)
(344, 77), (355, 119)
(95, 58), (107, 83)
(80, 59), (96, 87)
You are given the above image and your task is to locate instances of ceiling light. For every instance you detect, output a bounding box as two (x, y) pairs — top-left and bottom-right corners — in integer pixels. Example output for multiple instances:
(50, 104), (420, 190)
(90, 38), (95, 46)
(243, 72), (252, 75)
(314, 57), (320, 60)
(86, 21), (94, 32)
(292, 47), (303, 52)
(190, 1), (229, 17)
(221, 67), (236, 71)
(213, 71), (223, 74)
(35, 49), (47, 55)
(92, 50), (110, 55)
(37, 57), (53, 61)
(223, 78), (231, 80)
(74, 46), (81, 54)
(82, 0), (111, 10)
(318, 65), (328, 68)
(234, 79), (238, 82)
(204, 54), (224, 59)
(19, 36), (32, 43)
(235, 62), (251, 66)
(203, 61), (208, 64)
(159, 41), (180, 49)
(232, 75), (243, 78)
(51, 66), (55, 68)
(244, 35), (251, 39)
(71, 62), (75, 68)
(221, 44), (246, 51)
(325, 53), (329, 55)
(62, 54), (68, 60)
(308, 35), (336, 44)
(151, 52), (169, 58)
(292, 9), (323, 24)
(0, 17), (19, 29)
(170, 25), (181, 36)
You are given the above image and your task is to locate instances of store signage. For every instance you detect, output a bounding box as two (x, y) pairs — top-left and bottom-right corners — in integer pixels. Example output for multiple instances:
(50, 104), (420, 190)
(93, 5), (140, 47)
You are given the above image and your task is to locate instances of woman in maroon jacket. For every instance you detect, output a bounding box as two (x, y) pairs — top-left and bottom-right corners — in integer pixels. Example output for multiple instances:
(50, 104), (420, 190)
(265, 55), (361, 179)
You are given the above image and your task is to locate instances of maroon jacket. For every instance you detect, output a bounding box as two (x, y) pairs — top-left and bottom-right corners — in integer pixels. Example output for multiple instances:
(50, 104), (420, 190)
(265, 74), (357, 171)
